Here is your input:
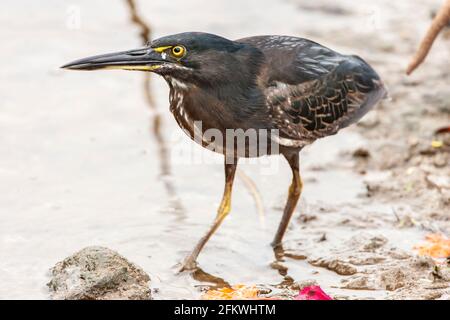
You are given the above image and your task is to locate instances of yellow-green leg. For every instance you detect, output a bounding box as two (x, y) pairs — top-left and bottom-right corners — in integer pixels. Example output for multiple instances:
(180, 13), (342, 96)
(271, 152), (302, 247)
(179, 160), (237, 271)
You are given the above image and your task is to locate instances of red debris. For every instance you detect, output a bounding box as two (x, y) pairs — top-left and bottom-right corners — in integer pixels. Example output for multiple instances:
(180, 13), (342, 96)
(294, 285), (333, 300)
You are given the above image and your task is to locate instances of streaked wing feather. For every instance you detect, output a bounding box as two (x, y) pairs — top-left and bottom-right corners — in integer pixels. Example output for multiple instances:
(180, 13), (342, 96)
(238, 35), (386, 145)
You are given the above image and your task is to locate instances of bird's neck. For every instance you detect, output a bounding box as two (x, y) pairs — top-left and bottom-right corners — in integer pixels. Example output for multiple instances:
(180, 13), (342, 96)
(170, 83), (266, 132)
(166, 77), (189, 113)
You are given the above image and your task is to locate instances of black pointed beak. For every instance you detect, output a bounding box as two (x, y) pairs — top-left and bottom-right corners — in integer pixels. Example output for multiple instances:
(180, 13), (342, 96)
(61, 47), (166, 71)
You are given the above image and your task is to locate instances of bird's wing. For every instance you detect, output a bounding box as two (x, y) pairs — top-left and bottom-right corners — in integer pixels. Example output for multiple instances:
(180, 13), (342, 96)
(237, 36), (386, 146)
(237, 36), (342, 84)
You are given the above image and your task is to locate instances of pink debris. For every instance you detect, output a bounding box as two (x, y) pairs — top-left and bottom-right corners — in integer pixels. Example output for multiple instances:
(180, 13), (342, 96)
(294, 285), (332, 300)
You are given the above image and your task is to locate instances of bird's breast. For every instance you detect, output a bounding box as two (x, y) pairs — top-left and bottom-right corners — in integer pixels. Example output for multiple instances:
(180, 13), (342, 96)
(168, 86), (224, 153)
(169, 86), (274, 157)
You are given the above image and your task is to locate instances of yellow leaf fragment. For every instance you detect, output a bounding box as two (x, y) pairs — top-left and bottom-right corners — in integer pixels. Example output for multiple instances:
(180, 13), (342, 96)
(414, 233), (450, 259)
(431, 140), (443, 148)
(202, 284), (259, 300)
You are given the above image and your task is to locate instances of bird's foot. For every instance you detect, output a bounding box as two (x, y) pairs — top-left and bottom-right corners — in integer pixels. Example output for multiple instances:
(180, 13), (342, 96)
(271, 241), (286, 261)
(178, 258), (198, 273)
(270, 240), (283, 249)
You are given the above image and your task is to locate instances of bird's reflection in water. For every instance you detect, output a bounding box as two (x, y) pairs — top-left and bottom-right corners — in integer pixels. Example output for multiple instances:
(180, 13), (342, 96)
(182, 245), (307, 292)
(125, 0), (186, 221)
(191, 267), (231, 290)
(271, 244), (307, 288)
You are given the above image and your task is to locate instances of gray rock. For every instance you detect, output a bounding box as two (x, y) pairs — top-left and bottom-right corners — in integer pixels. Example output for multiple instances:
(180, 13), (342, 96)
(48, 246), (151, 300)
(379, 268), (407, 291)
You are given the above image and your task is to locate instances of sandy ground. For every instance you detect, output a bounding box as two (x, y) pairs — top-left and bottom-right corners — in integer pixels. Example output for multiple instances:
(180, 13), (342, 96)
(0, 0), (448, 299)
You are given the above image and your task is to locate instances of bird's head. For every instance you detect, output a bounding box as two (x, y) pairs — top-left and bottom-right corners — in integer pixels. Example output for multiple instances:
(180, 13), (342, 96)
(62, 32), (262, 87)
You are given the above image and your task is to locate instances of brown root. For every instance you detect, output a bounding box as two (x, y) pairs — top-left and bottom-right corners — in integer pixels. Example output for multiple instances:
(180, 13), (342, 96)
(406, 0), (450, 75)
(125, 0), (152, 43)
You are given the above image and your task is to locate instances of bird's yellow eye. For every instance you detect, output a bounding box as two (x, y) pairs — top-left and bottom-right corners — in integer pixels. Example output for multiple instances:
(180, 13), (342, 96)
(171, 45), (186, 58)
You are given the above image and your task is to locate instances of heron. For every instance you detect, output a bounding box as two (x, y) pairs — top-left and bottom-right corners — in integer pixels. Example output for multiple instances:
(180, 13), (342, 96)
(62, 32), (386, 271)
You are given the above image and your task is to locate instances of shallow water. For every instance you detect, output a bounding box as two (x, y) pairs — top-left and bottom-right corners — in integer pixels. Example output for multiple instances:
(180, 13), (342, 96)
(0, 0), (439, 299)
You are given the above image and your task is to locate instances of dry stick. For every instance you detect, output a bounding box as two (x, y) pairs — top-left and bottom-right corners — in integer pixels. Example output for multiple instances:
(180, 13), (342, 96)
(125, 0), (156, 109)
(125, 0), (151, 43)
(406, 0), (450, 75)
(124, 0), (186, 219)
(236, 169), (266, 229)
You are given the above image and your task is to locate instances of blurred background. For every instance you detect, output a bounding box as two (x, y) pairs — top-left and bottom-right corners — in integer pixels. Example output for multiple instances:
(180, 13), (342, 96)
(0, 0), (448, 299)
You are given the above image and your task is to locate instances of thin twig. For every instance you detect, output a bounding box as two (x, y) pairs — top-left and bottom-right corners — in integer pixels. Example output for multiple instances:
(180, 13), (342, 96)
(125, 0), (151, 43)
(236, 169), (266, 229)
(406, 0), (450, 75)
(124, 0), (186, 220)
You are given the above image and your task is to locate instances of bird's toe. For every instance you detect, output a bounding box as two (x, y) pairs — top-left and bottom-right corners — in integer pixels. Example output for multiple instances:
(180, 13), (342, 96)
(178, 259), (198, 273)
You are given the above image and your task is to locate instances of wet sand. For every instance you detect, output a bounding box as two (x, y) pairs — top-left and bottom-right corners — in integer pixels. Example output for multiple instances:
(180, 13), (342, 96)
(0, 0), (448, 299)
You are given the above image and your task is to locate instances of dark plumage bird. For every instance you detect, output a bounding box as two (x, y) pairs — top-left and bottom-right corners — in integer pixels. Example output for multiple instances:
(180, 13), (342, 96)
(62, 32), (386, 271)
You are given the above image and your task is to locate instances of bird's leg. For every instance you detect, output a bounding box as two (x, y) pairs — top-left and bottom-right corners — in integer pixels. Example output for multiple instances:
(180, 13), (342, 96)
(179, 159), (237, 272)
(271, 152), (302, 248)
